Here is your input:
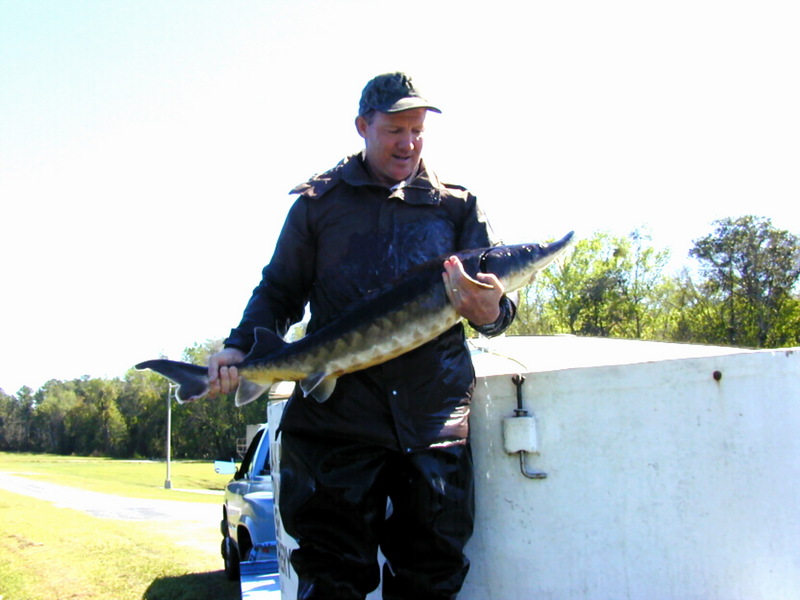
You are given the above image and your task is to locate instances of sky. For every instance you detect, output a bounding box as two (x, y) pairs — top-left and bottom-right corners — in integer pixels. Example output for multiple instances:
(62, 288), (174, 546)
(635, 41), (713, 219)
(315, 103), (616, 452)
(1, 0), (798, 394)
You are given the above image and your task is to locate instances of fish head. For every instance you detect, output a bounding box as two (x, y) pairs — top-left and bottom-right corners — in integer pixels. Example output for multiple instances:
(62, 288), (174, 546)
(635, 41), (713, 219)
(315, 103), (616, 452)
(479, 231), (574, 293)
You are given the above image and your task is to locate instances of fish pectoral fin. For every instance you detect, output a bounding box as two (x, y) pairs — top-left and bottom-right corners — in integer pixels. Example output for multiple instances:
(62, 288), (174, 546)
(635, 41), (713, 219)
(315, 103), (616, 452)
(310, 378), (337, 403)
(299, 372), (338, 403)
(234, 376), (271, 407)
(135, 359), (209, 403)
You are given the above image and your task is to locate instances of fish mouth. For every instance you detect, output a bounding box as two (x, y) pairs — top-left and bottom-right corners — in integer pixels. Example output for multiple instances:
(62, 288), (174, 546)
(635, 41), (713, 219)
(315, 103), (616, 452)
(479, 232), (575, 286)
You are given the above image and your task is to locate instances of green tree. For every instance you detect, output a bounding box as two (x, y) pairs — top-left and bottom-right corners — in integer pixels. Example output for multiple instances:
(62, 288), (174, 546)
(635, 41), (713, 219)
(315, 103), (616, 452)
(119, 368), (171, 458)
(623, 230), (672, 339)
(511, 229), (670, 339)
(0, 388), (15, 450)
(2, 386), (36, 451)
(689, 216), (800, 347)
(32, 380), (79, 453)
(56, 377), (127, 456)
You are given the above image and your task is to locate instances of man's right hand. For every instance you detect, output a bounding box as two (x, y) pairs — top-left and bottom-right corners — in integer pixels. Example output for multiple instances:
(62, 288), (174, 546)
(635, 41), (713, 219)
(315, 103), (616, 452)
(208, 347), (246, 397)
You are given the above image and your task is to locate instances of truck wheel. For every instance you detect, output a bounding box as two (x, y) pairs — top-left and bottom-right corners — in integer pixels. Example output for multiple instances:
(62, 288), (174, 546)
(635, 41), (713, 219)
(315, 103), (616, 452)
(222, 535), (240, 580)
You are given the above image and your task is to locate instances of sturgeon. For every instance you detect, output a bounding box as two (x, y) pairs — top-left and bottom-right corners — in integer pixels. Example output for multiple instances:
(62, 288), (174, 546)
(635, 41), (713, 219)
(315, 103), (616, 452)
(136, 231), (573, 406)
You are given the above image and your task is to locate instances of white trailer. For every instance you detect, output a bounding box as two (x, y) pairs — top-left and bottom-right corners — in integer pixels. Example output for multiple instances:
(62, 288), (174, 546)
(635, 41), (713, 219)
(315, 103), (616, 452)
(260, 336), (799, 600)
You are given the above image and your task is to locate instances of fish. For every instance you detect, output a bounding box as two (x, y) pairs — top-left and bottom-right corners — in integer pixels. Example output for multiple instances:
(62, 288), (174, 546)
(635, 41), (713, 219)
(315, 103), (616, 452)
(136, 231), (574, 406)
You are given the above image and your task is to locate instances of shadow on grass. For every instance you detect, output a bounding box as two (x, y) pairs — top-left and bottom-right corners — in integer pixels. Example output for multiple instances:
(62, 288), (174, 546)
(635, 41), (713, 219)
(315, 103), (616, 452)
(143, 569), (240, 600)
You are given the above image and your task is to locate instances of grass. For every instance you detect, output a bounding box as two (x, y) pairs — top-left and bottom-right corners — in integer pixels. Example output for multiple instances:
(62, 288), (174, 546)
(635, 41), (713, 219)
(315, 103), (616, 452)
(0, 453), (243, 599)
(0, 490), (240, 600)
(0, 452), (231, 502)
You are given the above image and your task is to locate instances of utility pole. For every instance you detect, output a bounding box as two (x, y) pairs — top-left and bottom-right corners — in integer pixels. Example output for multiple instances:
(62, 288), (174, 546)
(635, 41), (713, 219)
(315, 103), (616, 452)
(165, 383), (176, 489)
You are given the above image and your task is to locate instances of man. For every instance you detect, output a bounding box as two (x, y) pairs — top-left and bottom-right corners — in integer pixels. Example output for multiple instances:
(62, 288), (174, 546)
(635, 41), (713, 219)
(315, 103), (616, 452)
(208, 72), (516, 600)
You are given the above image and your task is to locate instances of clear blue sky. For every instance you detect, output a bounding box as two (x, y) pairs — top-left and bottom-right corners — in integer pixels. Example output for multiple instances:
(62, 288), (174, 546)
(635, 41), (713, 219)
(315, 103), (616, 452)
(2, 0), (799, 393)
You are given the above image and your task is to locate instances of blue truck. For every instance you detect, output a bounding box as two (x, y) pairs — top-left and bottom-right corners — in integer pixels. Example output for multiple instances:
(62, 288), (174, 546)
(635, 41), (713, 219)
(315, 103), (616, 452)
(217, 424), (280, 593)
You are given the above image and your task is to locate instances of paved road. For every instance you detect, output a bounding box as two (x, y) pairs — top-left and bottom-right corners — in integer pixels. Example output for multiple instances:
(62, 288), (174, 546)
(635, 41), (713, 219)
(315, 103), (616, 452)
(0, 471), (219, 522)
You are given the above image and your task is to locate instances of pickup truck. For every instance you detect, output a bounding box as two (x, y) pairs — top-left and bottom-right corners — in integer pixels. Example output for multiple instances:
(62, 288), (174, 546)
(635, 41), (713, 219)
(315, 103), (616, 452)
(218, 424), (277, 581)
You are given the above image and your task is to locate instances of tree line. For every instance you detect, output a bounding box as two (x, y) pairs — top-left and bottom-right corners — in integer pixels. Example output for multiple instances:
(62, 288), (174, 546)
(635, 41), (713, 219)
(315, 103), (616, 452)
(0, 341), (266, 459)
(1, 216), (798, 459)
(509, 215), (800, 348)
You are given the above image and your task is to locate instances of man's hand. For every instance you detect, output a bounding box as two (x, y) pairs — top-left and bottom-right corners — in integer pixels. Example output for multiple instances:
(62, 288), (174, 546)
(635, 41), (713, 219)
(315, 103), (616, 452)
(208, 347), (246, 398)
(442, 255), (505, 326)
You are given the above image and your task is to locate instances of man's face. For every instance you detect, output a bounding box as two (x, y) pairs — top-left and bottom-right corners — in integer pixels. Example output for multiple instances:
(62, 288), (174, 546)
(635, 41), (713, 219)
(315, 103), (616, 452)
(356, 108), (427, 185)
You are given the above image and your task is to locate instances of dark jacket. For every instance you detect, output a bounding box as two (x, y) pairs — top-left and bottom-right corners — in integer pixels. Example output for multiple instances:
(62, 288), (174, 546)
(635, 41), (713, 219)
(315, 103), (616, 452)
(224, 154), (515, 452)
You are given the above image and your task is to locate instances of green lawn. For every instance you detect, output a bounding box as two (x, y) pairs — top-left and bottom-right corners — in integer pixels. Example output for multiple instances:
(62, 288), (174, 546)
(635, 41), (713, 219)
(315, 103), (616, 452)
(0, 453), (242, 599)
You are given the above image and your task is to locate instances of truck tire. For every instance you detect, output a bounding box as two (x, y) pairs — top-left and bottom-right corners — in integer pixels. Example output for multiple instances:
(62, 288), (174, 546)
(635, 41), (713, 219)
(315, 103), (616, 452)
(222, 535), (240, 581)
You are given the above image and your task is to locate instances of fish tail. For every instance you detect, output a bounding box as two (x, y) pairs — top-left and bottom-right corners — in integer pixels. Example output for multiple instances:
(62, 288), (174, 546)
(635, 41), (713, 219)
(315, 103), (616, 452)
(135, 359), (210, 403)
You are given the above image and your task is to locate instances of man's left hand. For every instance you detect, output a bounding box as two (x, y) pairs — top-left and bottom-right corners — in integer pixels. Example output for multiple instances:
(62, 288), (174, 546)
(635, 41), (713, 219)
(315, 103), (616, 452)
(442, 255), (505, 326)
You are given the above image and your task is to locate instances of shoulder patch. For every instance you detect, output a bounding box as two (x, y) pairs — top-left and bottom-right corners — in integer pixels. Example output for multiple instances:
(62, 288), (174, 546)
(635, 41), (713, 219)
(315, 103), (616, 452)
(441, 181), (468, 191)
(438, 181), (472, 202)
(290, 159), (347, 198)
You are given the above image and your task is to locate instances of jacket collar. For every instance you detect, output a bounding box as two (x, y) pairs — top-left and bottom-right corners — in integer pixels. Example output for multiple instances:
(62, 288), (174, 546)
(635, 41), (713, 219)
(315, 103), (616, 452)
(291, 154), (444, 206)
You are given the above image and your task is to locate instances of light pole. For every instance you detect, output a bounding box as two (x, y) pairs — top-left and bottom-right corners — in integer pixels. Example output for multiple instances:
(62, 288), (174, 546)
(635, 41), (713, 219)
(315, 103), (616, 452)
(165, 382), (176, 489)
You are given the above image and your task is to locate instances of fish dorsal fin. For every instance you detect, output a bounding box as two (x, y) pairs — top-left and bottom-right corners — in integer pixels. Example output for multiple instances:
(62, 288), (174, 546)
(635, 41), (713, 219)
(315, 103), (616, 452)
(235, 376), (271, 407)
(299, 373), (338, 403)
(249, 327), (287, 358)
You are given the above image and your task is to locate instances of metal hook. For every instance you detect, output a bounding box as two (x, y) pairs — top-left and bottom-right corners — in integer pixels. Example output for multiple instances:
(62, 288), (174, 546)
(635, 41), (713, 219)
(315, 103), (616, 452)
(510, 374), (547, 480)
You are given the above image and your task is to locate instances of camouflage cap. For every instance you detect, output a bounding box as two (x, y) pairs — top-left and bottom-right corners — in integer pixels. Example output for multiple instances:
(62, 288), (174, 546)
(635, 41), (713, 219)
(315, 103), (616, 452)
(358, 72), (441, 116)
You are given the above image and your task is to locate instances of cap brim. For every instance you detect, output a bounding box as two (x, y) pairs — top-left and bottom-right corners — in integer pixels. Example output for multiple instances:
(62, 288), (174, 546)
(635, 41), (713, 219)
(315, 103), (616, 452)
(382, 97), (442, 114)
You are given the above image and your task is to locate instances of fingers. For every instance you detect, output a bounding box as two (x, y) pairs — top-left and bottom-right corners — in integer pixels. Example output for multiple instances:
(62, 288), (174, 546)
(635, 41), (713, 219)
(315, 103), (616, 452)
(209, 366), (239, 397)
(444, 255), (495, 291)
(216, 365), (240, 395)
(208, 348), (245, 397)
(475, 271), (503, 291)
(442, 256), (505, 326)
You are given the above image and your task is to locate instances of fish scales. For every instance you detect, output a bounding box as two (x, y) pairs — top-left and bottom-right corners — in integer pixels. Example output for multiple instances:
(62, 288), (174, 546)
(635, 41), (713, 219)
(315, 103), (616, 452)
(269, 289), (454, 380)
